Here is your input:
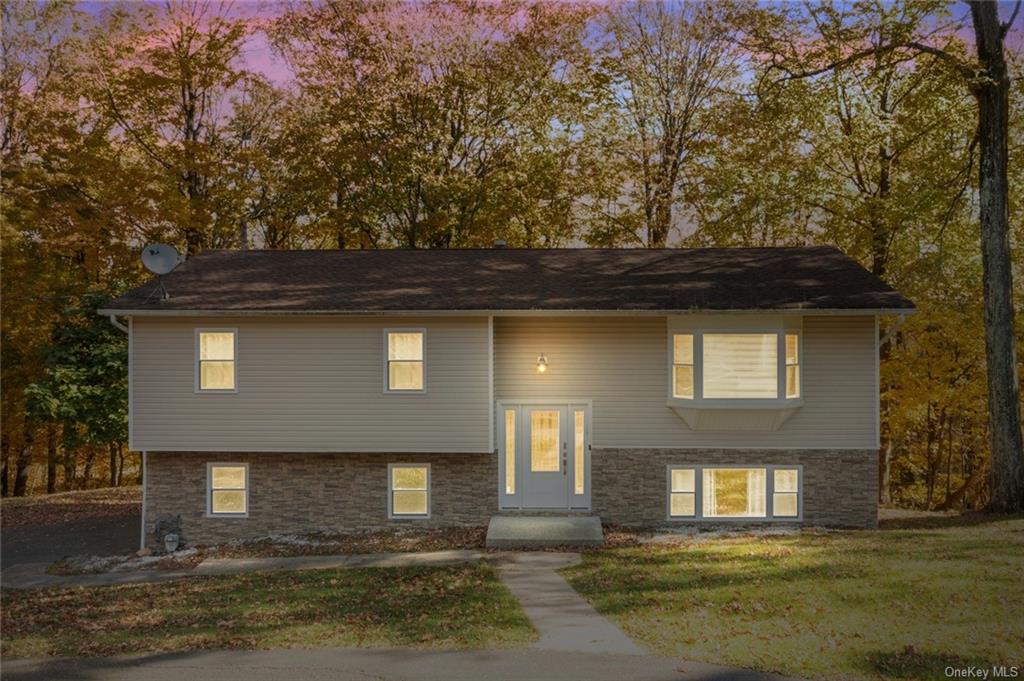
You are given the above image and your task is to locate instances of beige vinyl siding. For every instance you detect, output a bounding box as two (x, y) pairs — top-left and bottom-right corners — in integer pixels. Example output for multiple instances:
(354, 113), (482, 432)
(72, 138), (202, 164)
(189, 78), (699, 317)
(494, 315), (878, 449)
(132, 316), (490, 452)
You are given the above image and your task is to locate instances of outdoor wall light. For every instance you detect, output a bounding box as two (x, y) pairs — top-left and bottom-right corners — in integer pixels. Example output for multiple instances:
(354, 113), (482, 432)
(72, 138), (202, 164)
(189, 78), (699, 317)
(536, 354), (548, 373)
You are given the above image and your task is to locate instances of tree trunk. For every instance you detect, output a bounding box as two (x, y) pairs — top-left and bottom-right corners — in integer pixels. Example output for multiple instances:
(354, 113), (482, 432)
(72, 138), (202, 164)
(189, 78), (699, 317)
(63, 448), (76, 491)
(46, 424), (58, 494)
(117, 444), (125, 487)
(13, 428), (34, 497)
(970, 1), (1024, 512)
(82, 449), (96, 486)
(109, 442), (118, 487)
(1, 433), (10, 497)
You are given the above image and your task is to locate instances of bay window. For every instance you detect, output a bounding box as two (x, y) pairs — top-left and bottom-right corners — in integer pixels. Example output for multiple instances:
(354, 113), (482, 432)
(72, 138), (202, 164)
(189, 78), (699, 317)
(669, 326), (802, 404)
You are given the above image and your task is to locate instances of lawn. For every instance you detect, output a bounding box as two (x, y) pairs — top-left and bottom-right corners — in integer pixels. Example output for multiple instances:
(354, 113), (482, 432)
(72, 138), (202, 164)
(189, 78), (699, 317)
(1, 563), (534, 658)
(563, 517), (1024, 681)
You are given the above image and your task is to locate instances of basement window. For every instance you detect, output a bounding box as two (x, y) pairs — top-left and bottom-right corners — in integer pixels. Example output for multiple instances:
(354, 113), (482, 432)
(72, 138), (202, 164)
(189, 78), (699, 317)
(389, 464), (430, 518)
(667, 466), (801, 521)
(207, 463), (248, 517)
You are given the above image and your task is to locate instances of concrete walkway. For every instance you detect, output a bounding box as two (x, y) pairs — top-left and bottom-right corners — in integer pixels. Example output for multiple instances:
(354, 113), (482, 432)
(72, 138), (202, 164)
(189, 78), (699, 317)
(493, 552), (646, 655)
(2, 647), (805, 681)
(0, 550), (485, 590)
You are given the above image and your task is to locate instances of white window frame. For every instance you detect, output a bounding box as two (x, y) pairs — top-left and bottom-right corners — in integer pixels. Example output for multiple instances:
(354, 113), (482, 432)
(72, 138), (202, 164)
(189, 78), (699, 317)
(195, 328), (238, 394)
(383, 328), (427, 394)
(666, 465), (803, 522)
(206, 462), (249, 518)
(387, 463), (431, 519)
(667, 327), (803, 409)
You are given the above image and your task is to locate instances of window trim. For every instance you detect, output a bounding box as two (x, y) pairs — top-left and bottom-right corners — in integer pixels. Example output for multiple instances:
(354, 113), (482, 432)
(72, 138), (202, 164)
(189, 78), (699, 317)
(667, 328), (803, 409)
(383, 328), (427, 394)
(387, 463), (431, 519)
(665, 464), (803, 522)
(206, 462), (249, 518)
(195, 328), (239, 394)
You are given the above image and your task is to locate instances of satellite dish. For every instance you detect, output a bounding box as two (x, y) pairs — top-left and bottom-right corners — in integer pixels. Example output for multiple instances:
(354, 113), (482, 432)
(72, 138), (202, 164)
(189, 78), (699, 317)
(141, 244), (181, 275)
(141, 244), (182, 301)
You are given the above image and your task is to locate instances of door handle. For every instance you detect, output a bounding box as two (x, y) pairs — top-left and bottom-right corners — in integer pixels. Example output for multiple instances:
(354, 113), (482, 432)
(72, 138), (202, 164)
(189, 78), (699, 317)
(562, 441), (567, 474)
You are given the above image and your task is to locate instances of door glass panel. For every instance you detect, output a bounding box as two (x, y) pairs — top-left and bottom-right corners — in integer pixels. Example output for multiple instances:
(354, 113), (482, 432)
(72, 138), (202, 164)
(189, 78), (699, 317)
(530, 410), (559, 472)
(505, 409), (516, 494)
(574, 410), (585, 494)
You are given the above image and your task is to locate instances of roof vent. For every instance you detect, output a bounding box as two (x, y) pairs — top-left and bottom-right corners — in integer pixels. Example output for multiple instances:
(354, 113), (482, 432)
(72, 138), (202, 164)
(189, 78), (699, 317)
(493, 239), (507, 249)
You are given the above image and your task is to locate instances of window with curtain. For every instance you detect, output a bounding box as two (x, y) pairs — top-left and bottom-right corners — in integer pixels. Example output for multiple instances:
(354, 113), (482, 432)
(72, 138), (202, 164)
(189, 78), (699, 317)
(387, 331), (424, 391)
(702, 468), (767, 518)
(703, 334), (778, 399)
(208, 464), (247, 516)
(389, 464), (429, 517)
(198, 330), (236, 391)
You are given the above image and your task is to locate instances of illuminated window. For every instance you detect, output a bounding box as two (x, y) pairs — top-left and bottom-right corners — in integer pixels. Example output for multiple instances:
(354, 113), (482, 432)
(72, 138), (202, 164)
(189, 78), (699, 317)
(530, 410), (560, 472)
(389, 464), (430, 518)
(197, 330), (236, 391)
(505, 410), (516, 495)
(703, 468), (767, 518)
(574, 410), (585, 495)
(672, 334), (694, 399)
(785, 334), (800, 398)
(773, 468), (799, 517)
(386, 330), (424, 391)
(668, 467), (696, 517)
(208, 464), (248, 516)
(703, 334), (778, 399)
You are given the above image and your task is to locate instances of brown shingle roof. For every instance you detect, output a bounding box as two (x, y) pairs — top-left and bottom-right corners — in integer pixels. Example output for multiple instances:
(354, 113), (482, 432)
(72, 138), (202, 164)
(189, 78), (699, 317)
(101, 247), (915, 313)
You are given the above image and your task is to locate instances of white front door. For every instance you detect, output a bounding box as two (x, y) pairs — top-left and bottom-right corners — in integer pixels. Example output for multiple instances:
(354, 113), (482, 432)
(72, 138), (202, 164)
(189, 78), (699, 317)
(498, 403), (590, 510)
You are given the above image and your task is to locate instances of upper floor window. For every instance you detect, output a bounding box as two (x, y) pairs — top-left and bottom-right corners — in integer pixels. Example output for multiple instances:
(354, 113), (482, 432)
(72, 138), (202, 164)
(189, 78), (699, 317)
(386, 330), (424, 392)
(197, 330), (236, 392)
(785, 333), (800, 398)
(670, 329), (801, 403)
(703, 333), (777, 399)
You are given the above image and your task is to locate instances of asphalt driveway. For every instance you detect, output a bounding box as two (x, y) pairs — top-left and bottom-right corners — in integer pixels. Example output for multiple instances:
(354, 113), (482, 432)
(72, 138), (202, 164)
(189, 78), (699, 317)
(3, 648), (803, 681)
(1, 488), (141, 569)
(2, 515), (139, 568)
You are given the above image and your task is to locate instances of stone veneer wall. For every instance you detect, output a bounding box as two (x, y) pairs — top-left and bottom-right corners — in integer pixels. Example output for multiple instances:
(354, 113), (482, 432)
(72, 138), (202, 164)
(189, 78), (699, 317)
(590, 448), (878, 528)
(145, 447), (877, 549)
(144, 452), (496, 550)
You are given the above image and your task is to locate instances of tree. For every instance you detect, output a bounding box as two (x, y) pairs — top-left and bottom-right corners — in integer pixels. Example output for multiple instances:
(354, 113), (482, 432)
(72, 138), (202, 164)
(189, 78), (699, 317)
(25, 294), (129, 489)
(588, 0), (741, 247)
(273, 0), (599, 248)
(748, 0), (1022, 510)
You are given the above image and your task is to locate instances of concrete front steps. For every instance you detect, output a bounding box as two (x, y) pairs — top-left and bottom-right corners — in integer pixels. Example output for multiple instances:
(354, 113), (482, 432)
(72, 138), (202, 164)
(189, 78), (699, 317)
(485, 515), (604, 549)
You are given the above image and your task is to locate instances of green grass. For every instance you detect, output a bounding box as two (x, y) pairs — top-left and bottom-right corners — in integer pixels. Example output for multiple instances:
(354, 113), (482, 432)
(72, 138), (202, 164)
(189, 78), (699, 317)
(563, 518), (1024, 681)
(2, 563), (534, 658)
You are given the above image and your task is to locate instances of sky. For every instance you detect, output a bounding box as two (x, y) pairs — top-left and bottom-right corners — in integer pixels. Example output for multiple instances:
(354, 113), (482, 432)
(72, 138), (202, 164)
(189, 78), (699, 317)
(73, 0), (1023, 88)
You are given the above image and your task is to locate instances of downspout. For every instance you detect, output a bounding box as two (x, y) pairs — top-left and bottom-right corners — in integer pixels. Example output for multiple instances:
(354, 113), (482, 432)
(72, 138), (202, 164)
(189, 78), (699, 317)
(879, 313), (907, 348)
(108, 314), (129, 333)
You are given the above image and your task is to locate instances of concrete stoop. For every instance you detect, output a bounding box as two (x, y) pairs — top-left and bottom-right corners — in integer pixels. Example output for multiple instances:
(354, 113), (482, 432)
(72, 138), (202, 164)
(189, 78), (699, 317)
(486, 515), (604, 549)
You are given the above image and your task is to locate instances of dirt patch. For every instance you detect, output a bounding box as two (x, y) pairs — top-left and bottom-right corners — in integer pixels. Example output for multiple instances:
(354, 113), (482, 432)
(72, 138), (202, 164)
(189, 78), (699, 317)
(1, 487), (141, 530)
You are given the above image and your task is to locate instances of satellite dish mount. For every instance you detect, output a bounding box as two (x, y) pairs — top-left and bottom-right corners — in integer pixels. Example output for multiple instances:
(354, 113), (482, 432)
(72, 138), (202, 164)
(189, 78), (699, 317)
(141, 244), (182, 301)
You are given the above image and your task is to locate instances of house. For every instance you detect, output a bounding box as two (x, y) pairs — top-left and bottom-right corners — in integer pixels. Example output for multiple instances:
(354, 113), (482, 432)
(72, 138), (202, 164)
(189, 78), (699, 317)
(100, 246), (915, 550)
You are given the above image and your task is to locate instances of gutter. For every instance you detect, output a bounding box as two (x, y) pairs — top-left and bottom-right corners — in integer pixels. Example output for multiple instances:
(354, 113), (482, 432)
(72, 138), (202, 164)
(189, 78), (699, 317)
(97, 307), (919, 318)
